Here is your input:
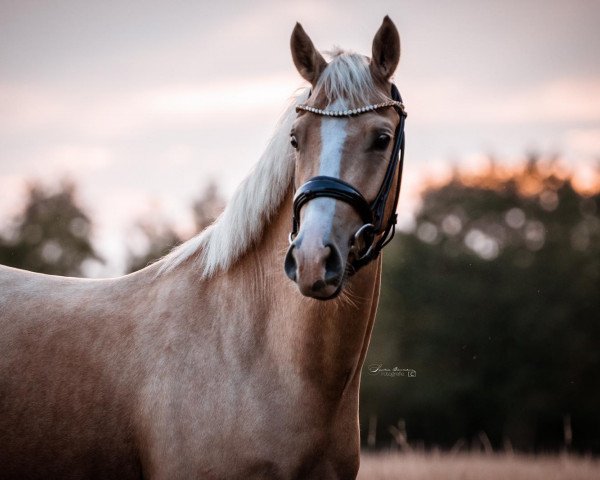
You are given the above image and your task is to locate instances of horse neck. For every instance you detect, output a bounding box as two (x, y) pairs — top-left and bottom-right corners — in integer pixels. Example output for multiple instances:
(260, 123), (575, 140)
(227, 186), (382, 398)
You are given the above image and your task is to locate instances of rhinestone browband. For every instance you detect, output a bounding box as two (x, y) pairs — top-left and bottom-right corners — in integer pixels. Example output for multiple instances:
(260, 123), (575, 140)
(296, 100), (405, 117)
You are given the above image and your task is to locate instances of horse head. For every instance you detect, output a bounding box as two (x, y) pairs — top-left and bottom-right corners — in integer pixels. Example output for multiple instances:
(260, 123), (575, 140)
(285, 16), (406, 300)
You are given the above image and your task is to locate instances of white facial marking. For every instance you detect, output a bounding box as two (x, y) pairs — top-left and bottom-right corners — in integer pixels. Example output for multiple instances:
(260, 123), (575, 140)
(299, 99), (348, 243)
(318, 99), (348, 178)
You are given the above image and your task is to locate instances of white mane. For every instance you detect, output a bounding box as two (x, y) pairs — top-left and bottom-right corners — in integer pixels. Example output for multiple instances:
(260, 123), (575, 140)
(159, 51), (385, 278)
(316, 48), (389, 107)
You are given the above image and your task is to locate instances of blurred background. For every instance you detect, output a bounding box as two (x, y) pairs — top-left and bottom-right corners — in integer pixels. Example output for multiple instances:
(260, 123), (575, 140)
(1, 0), (599, 458)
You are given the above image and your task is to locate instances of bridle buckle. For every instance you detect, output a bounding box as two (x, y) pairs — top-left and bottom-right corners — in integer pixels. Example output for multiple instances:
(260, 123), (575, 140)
(351, 223), (376, 258)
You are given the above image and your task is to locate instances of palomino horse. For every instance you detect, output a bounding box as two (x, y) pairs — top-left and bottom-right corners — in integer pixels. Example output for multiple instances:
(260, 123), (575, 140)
(0, 16), (406, 479)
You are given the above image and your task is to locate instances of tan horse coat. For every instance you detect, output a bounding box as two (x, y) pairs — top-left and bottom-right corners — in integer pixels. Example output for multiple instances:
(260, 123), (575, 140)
(0, 191), (380, 479)
(0, 15), (401, 479)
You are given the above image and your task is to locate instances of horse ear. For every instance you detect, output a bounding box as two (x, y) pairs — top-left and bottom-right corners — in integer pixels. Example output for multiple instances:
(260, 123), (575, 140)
(370, 16), (400, 82)
(290, 23), (327, 85)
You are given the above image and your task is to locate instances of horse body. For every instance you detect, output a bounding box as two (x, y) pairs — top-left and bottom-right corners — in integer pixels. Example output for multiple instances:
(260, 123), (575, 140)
(0, 192), (380, 479)
(0, 266), (147, 478)
(0, 16), (403, 479)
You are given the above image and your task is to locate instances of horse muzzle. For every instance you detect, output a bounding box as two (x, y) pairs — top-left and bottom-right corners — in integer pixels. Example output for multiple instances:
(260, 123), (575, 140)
(285, 237), (345, 300)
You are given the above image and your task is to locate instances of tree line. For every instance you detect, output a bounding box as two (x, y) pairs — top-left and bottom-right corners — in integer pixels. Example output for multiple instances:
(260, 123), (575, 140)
(0, 181), (223, 275)
(361, 157), (599, 453)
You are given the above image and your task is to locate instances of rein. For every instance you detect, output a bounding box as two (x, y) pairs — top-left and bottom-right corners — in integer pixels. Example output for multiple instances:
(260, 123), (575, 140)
(289, 83), (407, 274)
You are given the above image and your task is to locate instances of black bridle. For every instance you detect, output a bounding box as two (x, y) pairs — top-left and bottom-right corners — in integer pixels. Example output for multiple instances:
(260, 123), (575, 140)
(289, 83), (407, 274)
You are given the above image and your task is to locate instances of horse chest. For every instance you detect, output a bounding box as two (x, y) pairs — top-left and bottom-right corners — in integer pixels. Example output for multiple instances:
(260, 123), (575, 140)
(138, 369), (359, 479)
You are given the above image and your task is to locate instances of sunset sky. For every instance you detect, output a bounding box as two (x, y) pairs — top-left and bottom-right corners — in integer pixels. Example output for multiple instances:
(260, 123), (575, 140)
(1, 0), (599, 275)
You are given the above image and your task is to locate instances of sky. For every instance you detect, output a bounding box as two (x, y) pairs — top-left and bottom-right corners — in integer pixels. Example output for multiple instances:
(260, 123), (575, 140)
(1, 0), (599, 275)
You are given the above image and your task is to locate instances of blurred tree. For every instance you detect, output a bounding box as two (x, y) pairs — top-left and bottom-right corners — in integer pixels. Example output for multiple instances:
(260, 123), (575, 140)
(0, 180), (102, 276)
(125, 221), (181, 273)
(360, 156), (600, 453)
(125, 182), (224, 273)
(192, 182), (225, 232)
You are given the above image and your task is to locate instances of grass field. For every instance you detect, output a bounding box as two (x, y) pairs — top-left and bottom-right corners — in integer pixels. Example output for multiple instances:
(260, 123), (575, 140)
(358, 452), (600, 480)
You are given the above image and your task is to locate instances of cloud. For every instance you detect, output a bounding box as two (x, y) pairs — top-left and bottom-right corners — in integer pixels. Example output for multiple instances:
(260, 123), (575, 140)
(0, 84), (69, 132)
(139, 73), (299, 121)
(44, 145), (115, 173)
(406, 76), (600, 125)
(564, 128), (600, 157)
(0, 72), (301, 140)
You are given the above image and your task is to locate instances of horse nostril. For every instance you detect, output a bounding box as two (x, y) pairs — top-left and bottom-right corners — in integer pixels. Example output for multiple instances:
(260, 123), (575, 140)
(324, 243), (344, 285)
(284, 245), (297, 282)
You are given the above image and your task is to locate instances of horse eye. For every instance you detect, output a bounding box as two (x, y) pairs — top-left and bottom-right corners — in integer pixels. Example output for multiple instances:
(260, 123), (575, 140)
(372, 134), (391, 150)
(290, 135), (299, 150)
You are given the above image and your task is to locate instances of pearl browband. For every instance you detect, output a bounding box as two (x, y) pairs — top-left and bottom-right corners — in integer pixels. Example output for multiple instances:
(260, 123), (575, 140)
(296, 100), (405, 117)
